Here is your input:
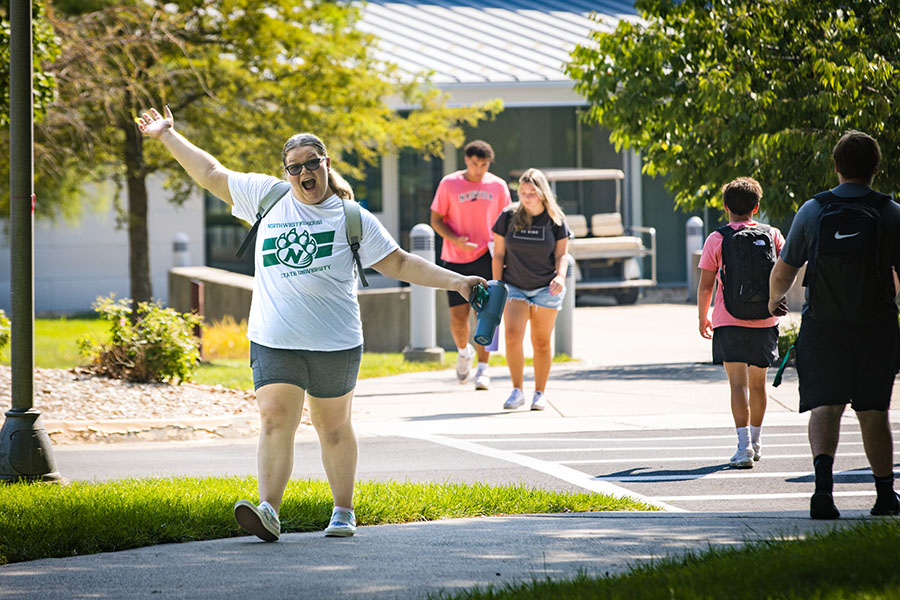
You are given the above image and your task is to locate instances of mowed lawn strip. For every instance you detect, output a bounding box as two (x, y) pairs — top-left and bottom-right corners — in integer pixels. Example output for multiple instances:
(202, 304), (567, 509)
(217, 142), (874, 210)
(0, 476), (654, 564)
(435, 518), (900, 600)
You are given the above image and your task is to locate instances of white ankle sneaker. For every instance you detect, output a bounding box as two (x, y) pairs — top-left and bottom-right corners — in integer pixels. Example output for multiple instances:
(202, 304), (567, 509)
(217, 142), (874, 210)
(729, 447), (755, 469)
(324, 508), (357, 537)
(233, 500), (280, 542)
(456, 344), (475, 383)
(531, 391), (546, 411)
(473, 369), (490, 390)
(752, 442), (761, 461)
(503, 388), (525, 410)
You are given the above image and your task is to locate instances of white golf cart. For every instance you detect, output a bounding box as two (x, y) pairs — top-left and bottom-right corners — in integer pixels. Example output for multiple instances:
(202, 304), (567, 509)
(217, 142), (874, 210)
(510, 168), (657, 305)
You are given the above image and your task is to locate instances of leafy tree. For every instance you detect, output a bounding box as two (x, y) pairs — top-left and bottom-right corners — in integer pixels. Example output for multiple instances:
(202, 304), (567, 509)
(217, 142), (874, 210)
(29, 1), (499, 305)
(0, 0), (63, 215)
(567, 0), (900, 220)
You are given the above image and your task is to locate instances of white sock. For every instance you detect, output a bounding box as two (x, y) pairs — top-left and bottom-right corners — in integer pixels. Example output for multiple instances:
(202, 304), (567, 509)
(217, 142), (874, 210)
(333, 505), (354, 514)
(457, 347), (468, 355)
(736, 426), (751, 450)
(750, 425), (762, 446)
(476, 361), (488, 374)
(259, 500), (277, 515)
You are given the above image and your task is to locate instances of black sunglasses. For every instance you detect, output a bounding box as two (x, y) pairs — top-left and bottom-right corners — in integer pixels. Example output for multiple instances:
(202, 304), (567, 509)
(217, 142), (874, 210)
(284, 157), (325, 176)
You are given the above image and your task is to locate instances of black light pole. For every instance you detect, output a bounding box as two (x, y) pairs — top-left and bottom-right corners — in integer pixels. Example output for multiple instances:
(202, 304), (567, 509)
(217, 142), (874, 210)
(0, 0), (61, 482)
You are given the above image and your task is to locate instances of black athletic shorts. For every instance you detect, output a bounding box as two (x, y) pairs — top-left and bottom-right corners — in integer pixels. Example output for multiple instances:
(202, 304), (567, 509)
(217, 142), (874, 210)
(796, 313), (900, 413)
(441, 252), (493, 307)
(250, 342), (362, 397)
(712, 325), (779, 368)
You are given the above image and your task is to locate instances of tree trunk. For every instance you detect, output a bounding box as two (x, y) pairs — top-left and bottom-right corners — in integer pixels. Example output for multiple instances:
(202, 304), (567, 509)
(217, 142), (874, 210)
(122, 114), (152, 311)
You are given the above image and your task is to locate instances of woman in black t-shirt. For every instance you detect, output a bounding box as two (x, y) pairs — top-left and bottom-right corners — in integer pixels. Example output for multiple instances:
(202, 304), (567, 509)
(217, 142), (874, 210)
(491, 168), (570, 411)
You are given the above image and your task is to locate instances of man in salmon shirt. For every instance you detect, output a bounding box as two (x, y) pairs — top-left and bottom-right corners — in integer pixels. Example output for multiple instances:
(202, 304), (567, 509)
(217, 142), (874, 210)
(431, 140), (511, 390)
(697, 177), (786, 469)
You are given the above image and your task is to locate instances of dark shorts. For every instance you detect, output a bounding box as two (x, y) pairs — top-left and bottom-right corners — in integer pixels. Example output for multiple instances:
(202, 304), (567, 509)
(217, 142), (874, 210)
(441, 252), (493, 307)
(796, 314), (900, 413)
(712, 325), (779, 368)
(250, 342), (362, 398)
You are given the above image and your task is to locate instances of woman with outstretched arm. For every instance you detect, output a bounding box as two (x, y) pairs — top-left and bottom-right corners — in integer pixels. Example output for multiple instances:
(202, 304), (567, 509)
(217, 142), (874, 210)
(138, 106), (485, 541)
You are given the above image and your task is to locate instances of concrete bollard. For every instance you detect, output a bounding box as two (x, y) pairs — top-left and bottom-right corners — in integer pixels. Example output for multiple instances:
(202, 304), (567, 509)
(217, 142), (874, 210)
(685, 216), (704, 302)
(403, 224), (444, 362)
(554, 254), (576, 357)
(173, 232), (190, 267)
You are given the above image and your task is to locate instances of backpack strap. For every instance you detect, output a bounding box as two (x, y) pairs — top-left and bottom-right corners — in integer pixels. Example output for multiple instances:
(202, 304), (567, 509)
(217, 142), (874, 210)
(342, 198), (368, 288)
(235, 181), (292, 259)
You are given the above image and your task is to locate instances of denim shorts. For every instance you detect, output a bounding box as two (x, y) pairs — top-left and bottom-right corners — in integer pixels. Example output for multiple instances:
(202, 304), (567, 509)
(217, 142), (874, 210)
(505, 282), (565, 311)
(250, 342), (362, 397)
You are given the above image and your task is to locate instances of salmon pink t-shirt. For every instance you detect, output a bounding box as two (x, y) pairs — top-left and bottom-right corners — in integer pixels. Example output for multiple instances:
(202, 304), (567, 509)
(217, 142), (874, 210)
(698, 220), (785, 328)
(430, 171), (511, 263)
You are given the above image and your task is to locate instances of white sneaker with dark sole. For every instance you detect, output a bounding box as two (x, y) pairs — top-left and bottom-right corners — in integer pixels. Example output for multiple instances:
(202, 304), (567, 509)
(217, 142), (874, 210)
(324, 508), (357, 537)
(233, 500), (280, 542)
(752, 442), (761, 461)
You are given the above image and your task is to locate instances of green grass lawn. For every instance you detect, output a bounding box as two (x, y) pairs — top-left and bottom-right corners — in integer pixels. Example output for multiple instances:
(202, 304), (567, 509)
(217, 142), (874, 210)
(3, 318), (574, 389)
(439, 519), (900, 600)
(0, 476), (652, 564)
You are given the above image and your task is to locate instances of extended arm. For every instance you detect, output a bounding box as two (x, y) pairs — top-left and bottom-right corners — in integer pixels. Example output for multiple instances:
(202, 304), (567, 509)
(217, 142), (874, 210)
(768, 258), (800, 316)
(549, 237), (569, 295)
(697, 268), (716, 339)
(372, 248), (485, 300)
(492, 233), (505, 280)
(136, 106), (234, 205)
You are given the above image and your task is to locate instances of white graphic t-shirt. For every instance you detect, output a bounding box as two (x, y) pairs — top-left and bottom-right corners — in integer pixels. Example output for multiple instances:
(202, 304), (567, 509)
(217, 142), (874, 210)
(229, 172), (398, 351)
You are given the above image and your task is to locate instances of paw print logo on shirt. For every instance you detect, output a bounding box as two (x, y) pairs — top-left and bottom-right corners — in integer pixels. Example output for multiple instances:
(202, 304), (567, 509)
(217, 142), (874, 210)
(275, 228), (318, 268)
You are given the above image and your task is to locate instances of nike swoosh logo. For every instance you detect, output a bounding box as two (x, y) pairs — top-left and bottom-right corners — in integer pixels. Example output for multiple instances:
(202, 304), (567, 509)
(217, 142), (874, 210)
(834, 231), (860, 240)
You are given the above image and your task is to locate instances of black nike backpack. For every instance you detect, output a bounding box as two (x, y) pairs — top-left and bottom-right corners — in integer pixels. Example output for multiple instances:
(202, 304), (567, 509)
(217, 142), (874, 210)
(717, 224), (777, 320)
(803, 190), (893, 323)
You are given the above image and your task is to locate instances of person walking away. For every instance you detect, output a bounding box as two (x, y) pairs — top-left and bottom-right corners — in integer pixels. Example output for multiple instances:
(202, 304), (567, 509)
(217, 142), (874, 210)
(698, 177), (785, 468)
(431, 140), (511, 390)
(769, 130), (900, 519)
(137, 106), (486, 541)
(492, 168), (570, 411)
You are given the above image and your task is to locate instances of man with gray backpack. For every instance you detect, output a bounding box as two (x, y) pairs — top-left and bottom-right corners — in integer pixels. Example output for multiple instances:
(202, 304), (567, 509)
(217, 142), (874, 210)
(769, 130), (900, 519)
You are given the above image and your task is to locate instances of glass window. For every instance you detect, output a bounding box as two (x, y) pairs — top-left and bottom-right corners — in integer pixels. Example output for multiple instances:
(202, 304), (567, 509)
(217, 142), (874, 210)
(342, 154), (383, 213)
(398, 150), (443, 249)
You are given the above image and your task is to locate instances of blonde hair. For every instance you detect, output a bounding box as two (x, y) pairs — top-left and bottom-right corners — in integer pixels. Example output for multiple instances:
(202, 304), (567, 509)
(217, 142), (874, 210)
(511, 168), (564, 231)
(281, 133), (355, 201)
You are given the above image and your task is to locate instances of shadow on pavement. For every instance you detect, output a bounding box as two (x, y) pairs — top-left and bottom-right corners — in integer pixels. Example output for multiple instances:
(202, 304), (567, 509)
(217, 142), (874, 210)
(555, 362), (727, 383)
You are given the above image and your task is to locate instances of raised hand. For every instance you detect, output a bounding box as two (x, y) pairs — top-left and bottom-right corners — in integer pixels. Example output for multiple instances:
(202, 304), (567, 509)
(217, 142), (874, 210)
(136, 105), (174, 139)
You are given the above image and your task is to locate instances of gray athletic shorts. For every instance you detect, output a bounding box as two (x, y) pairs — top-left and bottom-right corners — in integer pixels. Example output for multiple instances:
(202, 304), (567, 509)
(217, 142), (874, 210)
(250, 342), (362, 398)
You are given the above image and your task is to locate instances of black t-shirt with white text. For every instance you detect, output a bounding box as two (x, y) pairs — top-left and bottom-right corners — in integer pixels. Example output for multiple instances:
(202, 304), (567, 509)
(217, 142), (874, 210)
(492, 208), (570, 290)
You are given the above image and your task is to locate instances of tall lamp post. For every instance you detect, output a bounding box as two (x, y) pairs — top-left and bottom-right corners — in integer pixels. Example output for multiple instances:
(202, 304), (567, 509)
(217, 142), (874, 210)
(0, 0), (61, 482)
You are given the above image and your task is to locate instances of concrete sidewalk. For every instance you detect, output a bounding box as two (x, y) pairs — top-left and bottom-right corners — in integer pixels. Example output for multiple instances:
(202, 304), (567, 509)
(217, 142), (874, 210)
(0, 512), (871, 599)
(3, 301), (894, 599)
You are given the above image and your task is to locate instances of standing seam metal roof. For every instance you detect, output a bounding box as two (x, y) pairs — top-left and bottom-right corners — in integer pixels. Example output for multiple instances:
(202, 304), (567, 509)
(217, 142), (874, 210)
(357, 1), (638, 84)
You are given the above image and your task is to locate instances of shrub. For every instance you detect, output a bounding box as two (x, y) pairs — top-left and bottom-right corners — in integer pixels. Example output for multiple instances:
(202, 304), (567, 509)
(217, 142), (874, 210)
(201, 316), (249, 360)
(0, 309), (9, 351)
(78, 296), (202, 384)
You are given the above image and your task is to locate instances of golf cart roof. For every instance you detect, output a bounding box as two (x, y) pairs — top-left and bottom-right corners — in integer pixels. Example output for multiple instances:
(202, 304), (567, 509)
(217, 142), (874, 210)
(509, 168), (625, 182)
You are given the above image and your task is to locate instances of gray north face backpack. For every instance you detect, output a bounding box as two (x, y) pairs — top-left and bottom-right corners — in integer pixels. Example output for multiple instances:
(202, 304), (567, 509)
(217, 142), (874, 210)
(235, 181), (368, 286)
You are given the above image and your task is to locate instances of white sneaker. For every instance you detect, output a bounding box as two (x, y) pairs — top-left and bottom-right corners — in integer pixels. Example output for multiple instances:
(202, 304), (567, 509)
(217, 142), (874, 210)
(503, 388), (525, 410)
(324, 508), (357, 537)
(531, 391), (546, 411)
(474, 369), (490, 390)
(456, 344), (474, 383)
(752, 442), (761, 461)
(233, 500), (280, 542)
(729, 447), (755, 469)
